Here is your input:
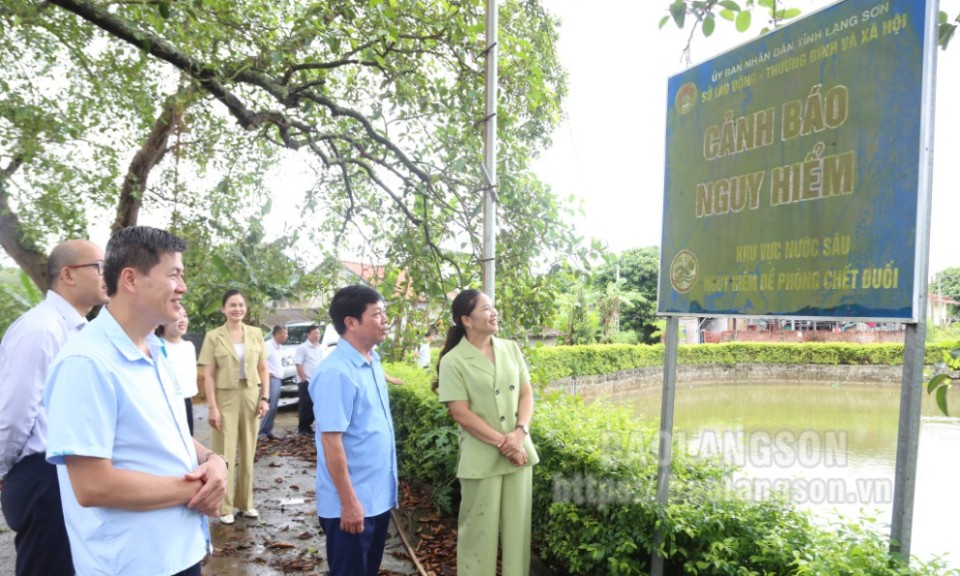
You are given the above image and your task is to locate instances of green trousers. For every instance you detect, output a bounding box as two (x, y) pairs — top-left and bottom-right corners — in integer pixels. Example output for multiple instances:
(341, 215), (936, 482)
(211, 385), (260, 516)
(457, 466), (533, 576)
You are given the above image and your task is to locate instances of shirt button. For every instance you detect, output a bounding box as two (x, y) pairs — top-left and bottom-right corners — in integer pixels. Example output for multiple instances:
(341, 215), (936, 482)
(495, 389), (500, 395)
(500, 416), (506, 422)
(510, 385), (516, 391)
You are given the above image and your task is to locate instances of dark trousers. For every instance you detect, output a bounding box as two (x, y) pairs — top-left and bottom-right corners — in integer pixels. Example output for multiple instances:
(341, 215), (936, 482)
(184, 397), (194, 436)
(0, 453), (74, 576)
(258, 376), (282, 438)
(319, 510), (391, 576)
(297, 380), (314, 433)
(172, 562), (201, 576)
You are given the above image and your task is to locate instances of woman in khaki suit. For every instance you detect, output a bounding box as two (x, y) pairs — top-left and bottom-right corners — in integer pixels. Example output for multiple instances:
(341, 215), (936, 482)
(198, 289), (269, 524)
(435, 289), (538, 576)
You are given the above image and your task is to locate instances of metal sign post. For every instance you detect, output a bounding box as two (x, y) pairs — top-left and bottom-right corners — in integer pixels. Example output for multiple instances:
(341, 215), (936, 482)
(650, 316), (679, 575)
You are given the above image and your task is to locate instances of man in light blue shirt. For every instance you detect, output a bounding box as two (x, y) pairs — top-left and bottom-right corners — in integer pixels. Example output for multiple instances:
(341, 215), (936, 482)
(0, 239), (109, 576)
(310, 285), (398, 576)
(44, 226), (227, 576)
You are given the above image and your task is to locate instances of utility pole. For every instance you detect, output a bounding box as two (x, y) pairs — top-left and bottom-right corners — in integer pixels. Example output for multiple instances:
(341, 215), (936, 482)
(481, 0), (498, 298)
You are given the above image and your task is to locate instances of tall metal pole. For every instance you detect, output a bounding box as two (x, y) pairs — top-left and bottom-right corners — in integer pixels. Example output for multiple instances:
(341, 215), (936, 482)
(481, 0), (498, 298)
(890, 0), (938, 561)
(891, 322), (926, 562)
(650, 315), (679, 576)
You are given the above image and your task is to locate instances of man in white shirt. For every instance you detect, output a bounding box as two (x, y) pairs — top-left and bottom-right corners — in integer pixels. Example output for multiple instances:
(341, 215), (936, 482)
(0, 239), (109, 576)
(259, 325), (288, 440)
(296, 325), (323, 435)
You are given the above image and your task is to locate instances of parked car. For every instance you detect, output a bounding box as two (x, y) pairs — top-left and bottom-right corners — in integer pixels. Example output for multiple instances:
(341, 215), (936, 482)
(267, 322), (337, 408)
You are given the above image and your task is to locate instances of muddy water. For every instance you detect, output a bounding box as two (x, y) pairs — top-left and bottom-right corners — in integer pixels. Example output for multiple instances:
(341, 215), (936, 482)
(611, 381), (960, 568)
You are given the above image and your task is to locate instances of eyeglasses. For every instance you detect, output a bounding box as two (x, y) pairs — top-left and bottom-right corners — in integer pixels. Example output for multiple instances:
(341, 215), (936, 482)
(65, 262), (104, 276)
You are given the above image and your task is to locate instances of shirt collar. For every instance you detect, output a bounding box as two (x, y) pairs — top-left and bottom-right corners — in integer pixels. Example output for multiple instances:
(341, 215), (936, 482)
(96, 306), (161, 363)
(453, 336), (498, 372)
(336, 338), (380, 367)
(45, 290), (87, 332)
(454, 335), (498, 356)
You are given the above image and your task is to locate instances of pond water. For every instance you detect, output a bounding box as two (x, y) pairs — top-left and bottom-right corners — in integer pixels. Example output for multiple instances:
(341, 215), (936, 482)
(596, 381), (960, 568)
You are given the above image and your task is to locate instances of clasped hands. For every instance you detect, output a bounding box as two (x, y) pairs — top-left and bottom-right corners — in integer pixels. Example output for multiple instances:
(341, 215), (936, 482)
(497, 429), (528, 466)
(185, 454), (228, 517)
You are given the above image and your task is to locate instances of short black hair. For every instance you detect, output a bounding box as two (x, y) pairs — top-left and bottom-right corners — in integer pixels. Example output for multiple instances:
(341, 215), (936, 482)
(272, 324), (287, 336)
(104, 226), (186, 297)
(329, 285), (384, 335)
(306, 324), (320, 335)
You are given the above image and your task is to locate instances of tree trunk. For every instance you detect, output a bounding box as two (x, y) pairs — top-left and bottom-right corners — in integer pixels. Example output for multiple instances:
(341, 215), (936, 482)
(0, 91), (190, 294)
(112, 91), (188, 234)
(0, 158), (51, 293)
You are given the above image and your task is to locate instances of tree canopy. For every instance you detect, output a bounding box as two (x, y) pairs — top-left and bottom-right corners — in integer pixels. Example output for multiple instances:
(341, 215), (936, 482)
(661, 0), (958, 57)
(1, 0), (583, 337)
(595, 246), (660, 343)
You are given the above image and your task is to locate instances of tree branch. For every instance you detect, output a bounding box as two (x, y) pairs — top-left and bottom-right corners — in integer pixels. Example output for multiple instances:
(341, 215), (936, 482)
(111, 89), (191, 233)
(49, 0), (277, 130)
(49, 0), (436, 228)
(0, 159), (50, 292)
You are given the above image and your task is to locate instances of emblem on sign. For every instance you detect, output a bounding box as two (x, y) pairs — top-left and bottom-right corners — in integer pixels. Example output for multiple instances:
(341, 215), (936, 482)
(675, 82), (697, 115)
(670, 249), (698, 294)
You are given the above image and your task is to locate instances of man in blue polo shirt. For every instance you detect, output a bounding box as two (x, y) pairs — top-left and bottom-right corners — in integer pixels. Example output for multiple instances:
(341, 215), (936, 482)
(310, 285), (398, 576)
(44, 226), (227, 576)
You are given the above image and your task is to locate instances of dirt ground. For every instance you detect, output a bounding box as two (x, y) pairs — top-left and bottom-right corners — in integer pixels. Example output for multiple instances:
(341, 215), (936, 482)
(0, 406), (420, 576)
(0, 405), (554, 575)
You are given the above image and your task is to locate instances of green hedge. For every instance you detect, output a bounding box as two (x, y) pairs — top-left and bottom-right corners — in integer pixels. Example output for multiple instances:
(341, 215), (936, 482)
(525, 342), (960, 385)
(385, 343), (960, 575)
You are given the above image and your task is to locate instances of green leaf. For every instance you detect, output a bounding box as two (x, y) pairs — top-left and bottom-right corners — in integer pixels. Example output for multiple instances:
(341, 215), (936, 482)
(659, 15), (670, 29)
(927, 373), (951, 394)
(718, 0), (740, 11)
(735, 10), (751, 32)
(781, 8), (802, 20)
(936, 385), (950, 416)
(940, 23), (957, 50)
(702, 16), (715, 37)
(669, 1), (686, 29)
(719, 9), (736, 22)
(158, 0), (171, 19)
(758, 0), (775, 9)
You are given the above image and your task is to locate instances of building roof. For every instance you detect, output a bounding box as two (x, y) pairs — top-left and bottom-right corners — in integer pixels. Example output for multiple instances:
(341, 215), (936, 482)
(929, 293), (960, 306)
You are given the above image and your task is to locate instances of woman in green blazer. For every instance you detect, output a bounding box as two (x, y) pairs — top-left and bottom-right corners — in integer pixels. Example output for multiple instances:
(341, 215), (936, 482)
(435, 289), (538, 576)
(198, 289), (269, 524)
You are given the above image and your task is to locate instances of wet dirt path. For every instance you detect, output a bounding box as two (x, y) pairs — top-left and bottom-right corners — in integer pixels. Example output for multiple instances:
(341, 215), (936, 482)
(0, 406), (419, 576)
(197, 406), (418, 575)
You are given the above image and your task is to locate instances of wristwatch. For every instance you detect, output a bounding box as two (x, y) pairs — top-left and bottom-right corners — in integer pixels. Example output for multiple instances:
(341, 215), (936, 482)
(260, 397), (270, 403)
(515, 423), (530, 436)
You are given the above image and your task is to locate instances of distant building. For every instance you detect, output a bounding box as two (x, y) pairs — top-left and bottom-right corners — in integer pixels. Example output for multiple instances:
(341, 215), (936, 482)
(928, 292), (959, 326)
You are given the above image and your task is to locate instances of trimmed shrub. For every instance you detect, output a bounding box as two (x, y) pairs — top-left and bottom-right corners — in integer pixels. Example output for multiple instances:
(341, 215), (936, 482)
(385, 343), (960, 575)
(526, 342), (960, 385)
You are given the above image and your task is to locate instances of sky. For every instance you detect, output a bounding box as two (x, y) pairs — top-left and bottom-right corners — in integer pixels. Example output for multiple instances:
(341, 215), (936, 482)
(534, 0), (960, 276)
